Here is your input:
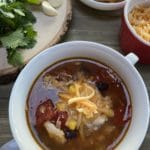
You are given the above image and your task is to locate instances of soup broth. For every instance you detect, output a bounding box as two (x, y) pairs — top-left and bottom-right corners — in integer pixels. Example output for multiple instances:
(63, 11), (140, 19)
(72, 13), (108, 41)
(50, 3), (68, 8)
(26, 58), (131, 150)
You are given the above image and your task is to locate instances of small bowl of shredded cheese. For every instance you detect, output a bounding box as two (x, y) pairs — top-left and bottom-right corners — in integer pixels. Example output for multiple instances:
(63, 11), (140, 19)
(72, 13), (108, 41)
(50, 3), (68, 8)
(120, 0), (150, 64)
(129, 5), (150, 43)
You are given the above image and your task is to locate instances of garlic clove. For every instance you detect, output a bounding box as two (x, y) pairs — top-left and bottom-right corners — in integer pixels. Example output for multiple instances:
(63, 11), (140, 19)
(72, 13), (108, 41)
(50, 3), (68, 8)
(42, 1), (58, 16)
(48, 0), (63, 8)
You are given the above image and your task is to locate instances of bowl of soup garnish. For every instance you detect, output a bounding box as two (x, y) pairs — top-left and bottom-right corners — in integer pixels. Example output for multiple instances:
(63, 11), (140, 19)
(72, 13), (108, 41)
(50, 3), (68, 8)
(120, 0), (150, 64)
(9, 41), (149, 150)
(80, 0), (125, 10)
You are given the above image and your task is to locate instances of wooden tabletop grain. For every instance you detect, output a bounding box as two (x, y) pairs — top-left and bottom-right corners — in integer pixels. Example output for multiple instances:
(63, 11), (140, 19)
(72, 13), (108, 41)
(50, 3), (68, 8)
(0, 0), (150, 149)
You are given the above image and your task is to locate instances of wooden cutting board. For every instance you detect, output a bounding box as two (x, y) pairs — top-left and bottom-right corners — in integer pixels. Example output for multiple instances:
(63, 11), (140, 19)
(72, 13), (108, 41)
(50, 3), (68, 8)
(0, 0), (72, 77)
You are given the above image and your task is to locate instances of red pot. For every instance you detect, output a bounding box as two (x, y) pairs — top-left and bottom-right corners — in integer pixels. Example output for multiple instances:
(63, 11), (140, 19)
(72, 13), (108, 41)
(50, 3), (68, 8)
(120, 0), (150, 64)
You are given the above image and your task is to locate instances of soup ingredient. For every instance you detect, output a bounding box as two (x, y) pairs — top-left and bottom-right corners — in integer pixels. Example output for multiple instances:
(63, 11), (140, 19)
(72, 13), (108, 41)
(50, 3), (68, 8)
(42, 1), (58, 16)
(39, 71), (114, 141)
(64, 129), (78, 139)
(55, 111), (68, 128)
(56, 102), (66, 111)
(44, 121), (67, 144)
(0, 0), (37, 66)
(34, 73), (114, 144)
(36, 99), (55, 126)
(35, 99), (68, 143)
(48, 0), (63, 8)
(57, 81), (114, 119)
(96, 82), (109, 92)
(86, 116), (107, 131)
(65, 118), (77, 130)
(129, 5), (150, 42)
(36, 99), (68, 128)
(27, 59), (132, 150)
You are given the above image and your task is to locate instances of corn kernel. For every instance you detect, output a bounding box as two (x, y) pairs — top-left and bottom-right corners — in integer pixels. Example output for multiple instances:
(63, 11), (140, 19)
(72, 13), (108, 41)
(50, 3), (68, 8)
(56, 102), (66, 111)
(69, 84), (76, 94)
(66, 119), (77, 130)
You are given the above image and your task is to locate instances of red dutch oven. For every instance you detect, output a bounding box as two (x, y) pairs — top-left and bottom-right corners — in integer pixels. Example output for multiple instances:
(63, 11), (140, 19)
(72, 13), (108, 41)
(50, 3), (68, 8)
(120, 0), (150, 64)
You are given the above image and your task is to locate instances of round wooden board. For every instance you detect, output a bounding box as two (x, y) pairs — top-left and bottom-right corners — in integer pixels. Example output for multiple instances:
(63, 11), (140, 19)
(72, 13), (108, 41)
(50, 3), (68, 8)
(0, 0), (72, 78)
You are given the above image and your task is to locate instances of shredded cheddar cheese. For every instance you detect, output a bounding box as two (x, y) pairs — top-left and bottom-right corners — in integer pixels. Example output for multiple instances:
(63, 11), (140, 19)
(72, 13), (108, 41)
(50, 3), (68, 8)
(67, 83), (98, 118)
(129, 5), (150, 42)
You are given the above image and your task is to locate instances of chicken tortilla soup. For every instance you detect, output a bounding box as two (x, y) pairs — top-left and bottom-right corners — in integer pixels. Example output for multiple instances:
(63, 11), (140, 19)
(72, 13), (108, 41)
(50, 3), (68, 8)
(26, 58), (131, 150)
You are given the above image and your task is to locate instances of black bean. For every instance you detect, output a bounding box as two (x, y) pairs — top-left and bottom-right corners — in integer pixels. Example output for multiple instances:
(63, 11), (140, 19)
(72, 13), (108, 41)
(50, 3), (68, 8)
(64, 129), (78, 139)
(96, 82), (109, 91)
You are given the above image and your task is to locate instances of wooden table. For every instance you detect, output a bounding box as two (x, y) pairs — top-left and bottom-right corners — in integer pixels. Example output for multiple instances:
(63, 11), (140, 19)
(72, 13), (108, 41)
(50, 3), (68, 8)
(0, 0), (149, 149)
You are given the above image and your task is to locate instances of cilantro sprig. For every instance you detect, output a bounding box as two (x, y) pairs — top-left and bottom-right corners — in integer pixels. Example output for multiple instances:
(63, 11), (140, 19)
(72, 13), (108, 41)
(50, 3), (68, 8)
(0, 0), (38, 66)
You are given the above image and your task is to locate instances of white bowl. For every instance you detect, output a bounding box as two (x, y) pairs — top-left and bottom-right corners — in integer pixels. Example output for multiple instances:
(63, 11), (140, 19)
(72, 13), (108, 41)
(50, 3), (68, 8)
(9, 41), (149, 150)
(80, 0), (125, 10)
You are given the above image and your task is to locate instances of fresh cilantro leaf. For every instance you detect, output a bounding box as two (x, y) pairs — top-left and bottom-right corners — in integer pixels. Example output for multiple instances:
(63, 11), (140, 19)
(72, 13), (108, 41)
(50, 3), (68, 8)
(23, 24), (37, 48)
(24, 24), (37, 39)
(7, 48), (23, 66)
(0, 25), (37, 66)
(0, 28), (27, 49)
(0, 0), (37, 66)
(0, 25), (37, 50)
(0, 1), (36, 34)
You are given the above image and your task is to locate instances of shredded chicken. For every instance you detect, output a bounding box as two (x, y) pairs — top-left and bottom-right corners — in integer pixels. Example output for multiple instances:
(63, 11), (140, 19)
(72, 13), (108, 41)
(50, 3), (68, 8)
(44, 121), (66, 144)
(86, 116), (108, 131)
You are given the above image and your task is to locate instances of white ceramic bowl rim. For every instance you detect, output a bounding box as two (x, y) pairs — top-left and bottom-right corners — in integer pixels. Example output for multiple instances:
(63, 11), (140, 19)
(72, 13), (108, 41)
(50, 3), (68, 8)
(80, 0), (125, 10)
(124, 0), (150, 47)
(9, 41), (150, 150)
(85, 0), (125, 6)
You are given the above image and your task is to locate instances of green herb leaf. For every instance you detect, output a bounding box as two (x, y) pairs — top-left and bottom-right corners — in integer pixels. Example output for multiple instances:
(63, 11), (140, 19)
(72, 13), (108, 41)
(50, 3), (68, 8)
(0, 1), (36, 34)
(7, 49), (23, 66)
(23, 24), (37, 48)
(0, 28), (27, 49)
(0, 0), (37, 66)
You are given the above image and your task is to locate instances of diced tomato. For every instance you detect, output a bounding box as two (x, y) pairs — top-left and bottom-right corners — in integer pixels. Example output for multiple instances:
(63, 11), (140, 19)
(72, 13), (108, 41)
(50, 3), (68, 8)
(35, 99), (68, 129)
(57, 111), (68, 128)
(36, 99), (55, 126)
(54, 110), (68, 129)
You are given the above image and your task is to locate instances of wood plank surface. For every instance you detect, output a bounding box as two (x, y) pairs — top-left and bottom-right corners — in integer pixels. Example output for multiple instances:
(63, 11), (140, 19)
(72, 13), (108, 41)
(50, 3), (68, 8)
(0, 0), (150, 149)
